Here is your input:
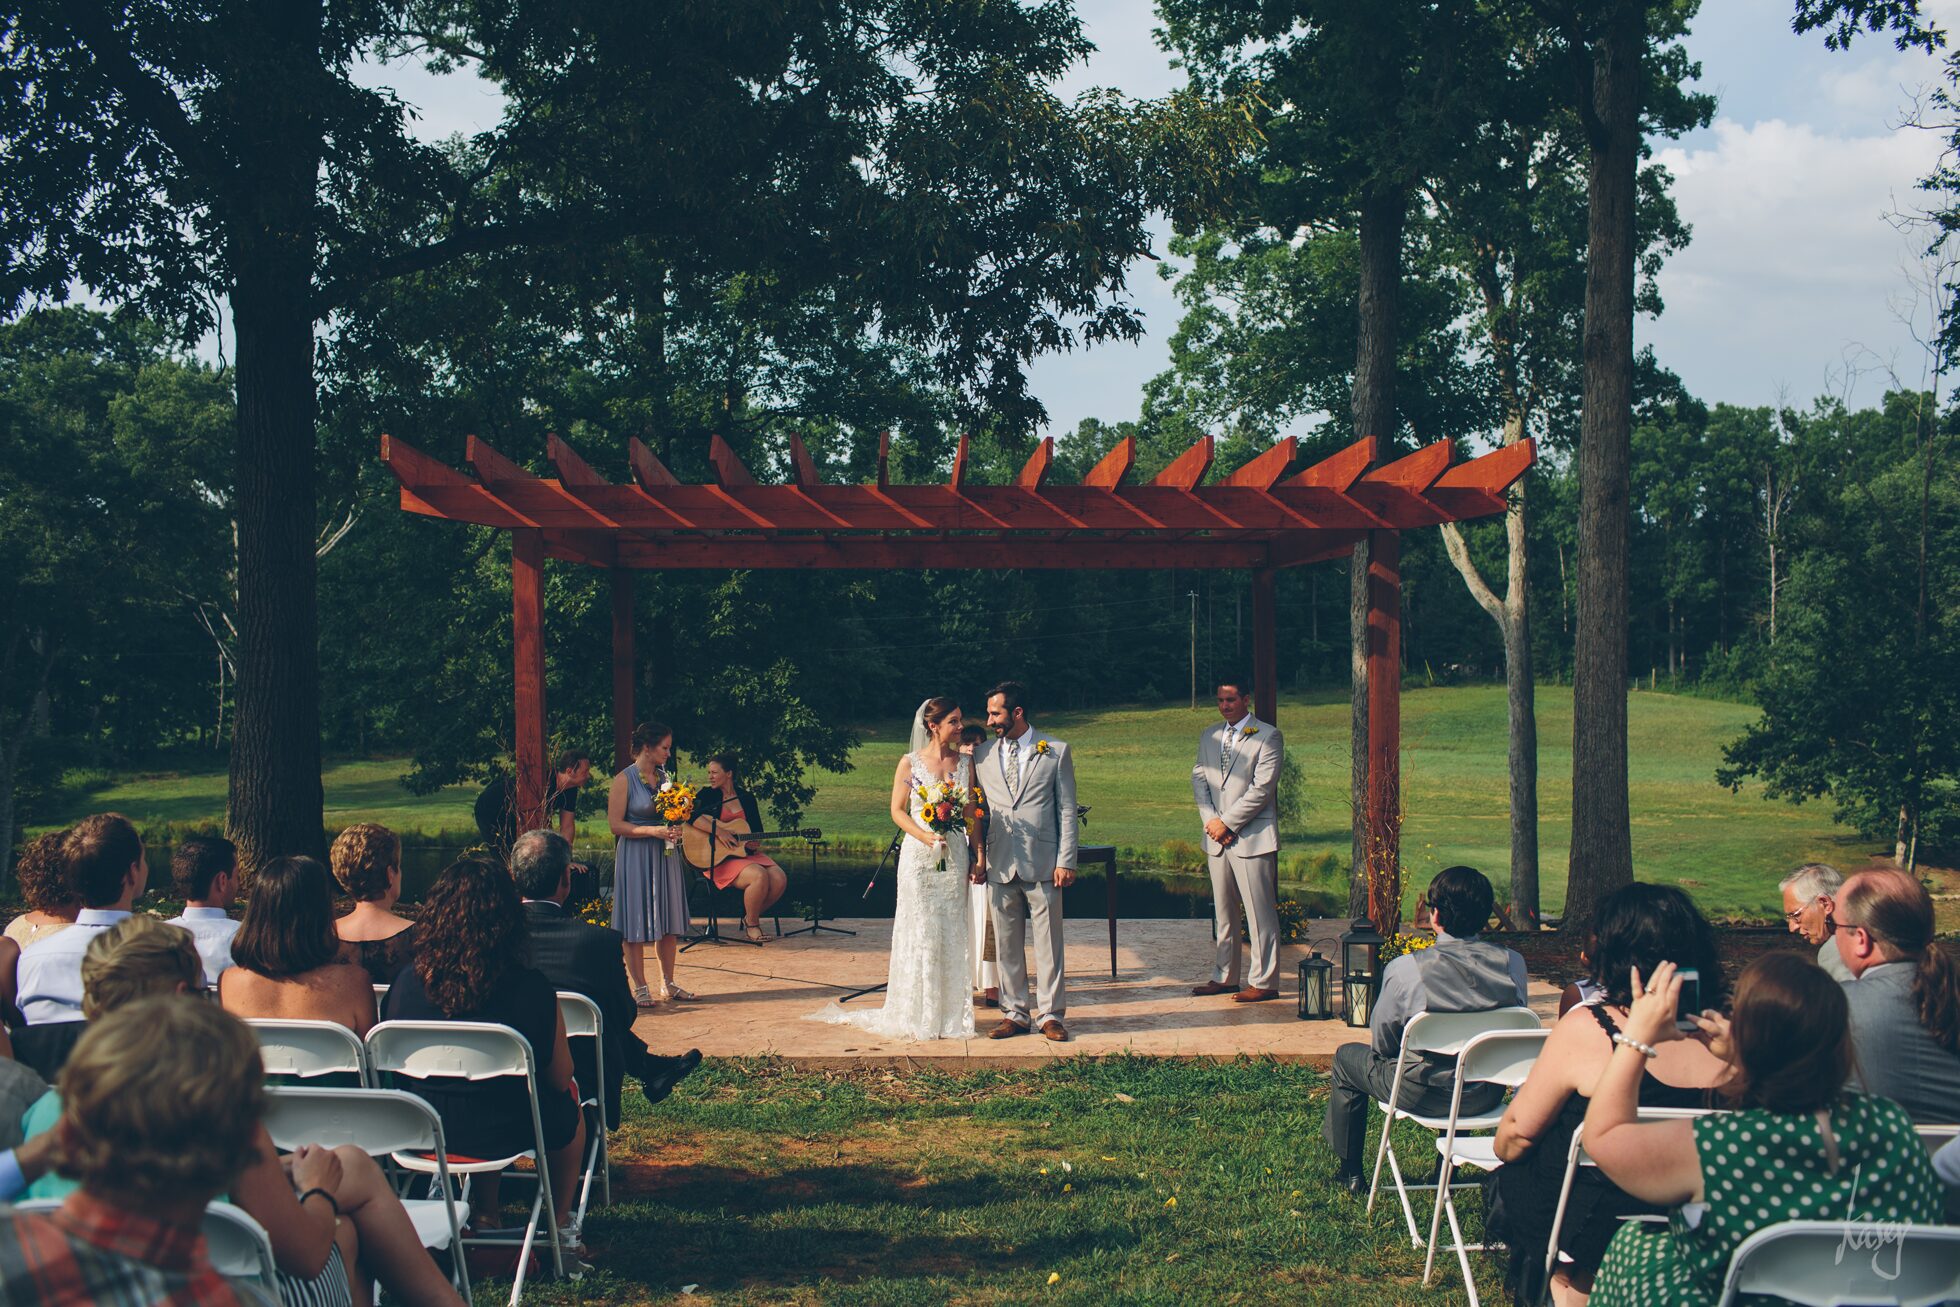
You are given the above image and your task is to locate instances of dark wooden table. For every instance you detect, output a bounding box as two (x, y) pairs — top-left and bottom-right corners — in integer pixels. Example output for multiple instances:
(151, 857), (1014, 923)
(1079, 844), (1118, 978)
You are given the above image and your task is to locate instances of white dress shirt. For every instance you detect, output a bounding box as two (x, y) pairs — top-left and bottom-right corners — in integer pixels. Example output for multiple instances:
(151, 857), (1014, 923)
(166, 906), (241, 988)
(16, 908), (132, 1024)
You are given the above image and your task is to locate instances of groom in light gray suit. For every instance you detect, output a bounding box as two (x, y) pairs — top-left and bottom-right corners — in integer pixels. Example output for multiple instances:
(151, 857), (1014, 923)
(1190, 678), (1284, 1002)
(971, 681), (1078, 1040)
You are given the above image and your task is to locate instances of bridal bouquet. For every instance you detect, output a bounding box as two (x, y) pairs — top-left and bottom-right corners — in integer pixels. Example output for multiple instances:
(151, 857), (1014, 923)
(915, 780), (980, 869)
(656, 778), (698, 824)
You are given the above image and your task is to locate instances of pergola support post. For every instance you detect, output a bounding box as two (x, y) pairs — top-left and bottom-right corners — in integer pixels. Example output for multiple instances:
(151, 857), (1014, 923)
(1251, 567), (1278, 725)
(610, 568), (634, 769)
(1363, 529), (1403, 934)
(512, 529), (548, 833)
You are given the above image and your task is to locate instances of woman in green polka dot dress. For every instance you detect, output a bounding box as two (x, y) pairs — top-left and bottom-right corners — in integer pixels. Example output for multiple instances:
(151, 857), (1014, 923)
(1583, 951), (1941, 1306)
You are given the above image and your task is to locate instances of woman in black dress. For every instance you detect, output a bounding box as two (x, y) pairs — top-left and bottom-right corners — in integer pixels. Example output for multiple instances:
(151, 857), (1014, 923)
(1487, 884), (1732, 1305)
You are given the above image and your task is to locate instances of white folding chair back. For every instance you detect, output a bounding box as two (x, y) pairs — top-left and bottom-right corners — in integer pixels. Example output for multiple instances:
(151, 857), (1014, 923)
(1916, 1122), (1959, 1149)
(245, 1018), (369, 1085)
(557, 991), (610, 1230)
(364, 1019), (564, 1303)
(260, 1085), (472, 1300)
(1716, 1219), (1960, 1307)
(1367, 1006), (1542, 1249)
(12, 1199), (278, 1295)
(1421, 1028), (1550, 1305)
(1538, 1105), (1720, 1303)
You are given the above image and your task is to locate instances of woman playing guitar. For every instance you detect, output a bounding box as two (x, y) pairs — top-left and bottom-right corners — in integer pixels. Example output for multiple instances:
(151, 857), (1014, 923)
(686, 754), (789, 942)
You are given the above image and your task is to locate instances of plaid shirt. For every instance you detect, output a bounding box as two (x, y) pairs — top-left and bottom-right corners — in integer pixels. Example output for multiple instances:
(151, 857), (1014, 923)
(0, 1191), (275, 1306)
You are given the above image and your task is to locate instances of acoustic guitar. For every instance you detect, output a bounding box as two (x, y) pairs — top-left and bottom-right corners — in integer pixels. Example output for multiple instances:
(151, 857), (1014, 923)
(680, 813), (820, 871)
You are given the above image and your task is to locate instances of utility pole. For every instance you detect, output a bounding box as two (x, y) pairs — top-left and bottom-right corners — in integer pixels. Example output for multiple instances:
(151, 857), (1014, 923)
(1188, 589), (1199, 709)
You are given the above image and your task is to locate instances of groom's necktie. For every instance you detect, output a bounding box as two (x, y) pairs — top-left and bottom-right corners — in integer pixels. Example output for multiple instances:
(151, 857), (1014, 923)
(1005, 738), (1021, 794)
(1223, 725), (1236, 773)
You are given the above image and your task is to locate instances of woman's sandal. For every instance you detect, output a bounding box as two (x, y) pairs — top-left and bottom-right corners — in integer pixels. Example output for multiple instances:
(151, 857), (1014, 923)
(662, 983), (700, 1002)
(743, 920), (767, 944)
(632, 983), (660, 1008)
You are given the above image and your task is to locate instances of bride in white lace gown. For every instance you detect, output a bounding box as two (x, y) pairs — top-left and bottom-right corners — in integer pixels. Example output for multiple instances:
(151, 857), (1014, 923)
(817, 696), (979, 1040)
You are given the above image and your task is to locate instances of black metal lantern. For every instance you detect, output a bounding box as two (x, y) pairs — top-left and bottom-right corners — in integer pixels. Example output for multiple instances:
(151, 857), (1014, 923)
(1297, 951), (1334, 1020)
(1339, 917), (1386, 1028)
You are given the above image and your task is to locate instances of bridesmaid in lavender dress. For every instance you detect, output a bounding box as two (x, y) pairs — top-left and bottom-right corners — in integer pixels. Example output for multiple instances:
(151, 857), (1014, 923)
(609, 722), (697, 1006)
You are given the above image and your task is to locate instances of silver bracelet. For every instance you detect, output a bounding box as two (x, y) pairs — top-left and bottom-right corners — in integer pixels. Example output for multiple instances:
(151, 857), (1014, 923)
(1613, 1032), (1658, 1059)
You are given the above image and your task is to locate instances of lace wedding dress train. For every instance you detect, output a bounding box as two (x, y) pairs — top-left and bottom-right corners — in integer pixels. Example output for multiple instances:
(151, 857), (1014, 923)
(815, 753), (976, 1041)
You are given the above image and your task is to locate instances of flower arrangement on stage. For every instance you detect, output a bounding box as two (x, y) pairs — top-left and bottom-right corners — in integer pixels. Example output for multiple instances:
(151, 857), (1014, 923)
(1377, 930), (1435, 963)
(656, 778), (698, 824)
(916, 779), (981, 869)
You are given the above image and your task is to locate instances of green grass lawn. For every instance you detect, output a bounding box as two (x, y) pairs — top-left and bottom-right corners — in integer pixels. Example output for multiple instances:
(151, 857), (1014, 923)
(42, 684), (1871, 918)
(516, 1056), (1472, 1306)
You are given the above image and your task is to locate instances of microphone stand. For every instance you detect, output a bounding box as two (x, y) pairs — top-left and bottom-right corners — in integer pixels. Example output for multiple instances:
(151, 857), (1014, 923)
(838, 830), (905, 1003)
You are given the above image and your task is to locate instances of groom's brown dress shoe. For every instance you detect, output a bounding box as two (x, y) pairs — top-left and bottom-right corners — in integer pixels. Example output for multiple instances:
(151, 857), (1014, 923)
(1040, 1020), (1069, 1041)
(989, 1019), (1030, 1039)
(1190, 980), (1236, 996)
(1232, 987), (1280, 1003)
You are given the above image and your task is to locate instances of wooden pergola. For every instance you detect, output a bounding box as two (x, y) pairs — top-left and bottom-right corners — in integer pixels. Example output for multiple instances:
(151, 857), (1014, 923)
(381, 429), (1533, 916)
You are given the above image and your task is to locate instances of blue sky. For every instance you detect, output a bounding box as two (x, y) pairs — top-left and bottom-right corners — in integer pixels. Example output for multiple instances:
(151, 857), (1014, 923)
(355, 1), (1960, 439)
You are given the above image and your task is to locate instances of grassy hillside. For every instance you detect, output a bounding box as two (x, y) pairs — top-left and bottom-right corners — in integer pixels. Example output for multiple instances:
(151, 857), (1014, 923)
(40, 684), (1871, 918)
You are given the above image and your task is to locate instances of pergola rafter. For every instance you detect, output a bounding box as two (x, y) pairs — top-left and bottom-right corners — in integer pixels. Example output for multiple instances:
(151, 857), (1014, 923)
(381, 430), (1534, 919)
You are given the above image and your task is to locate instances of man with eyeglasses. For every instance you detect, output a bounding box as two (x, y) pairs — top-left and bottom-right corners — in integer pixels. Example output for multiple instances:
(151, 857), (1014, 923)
(1778, 862), (1853, 981)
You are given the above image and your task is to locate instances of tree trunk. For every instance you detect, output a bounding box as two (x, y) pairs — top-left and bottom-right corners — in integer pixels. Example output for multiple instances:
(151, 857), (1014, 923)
(1348, 179), (1405, 919)
(223, 0), (327, 873)
(0, 637), (54, 884)
(1566, 1), (1642, 932)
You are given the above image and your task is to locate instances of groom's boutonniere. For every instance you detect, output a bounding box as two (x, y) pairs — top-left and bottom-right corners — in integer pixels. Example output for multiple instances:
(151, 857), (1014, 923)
(1034, 739), (1052, 756)
(1240, 722), (1259, 738)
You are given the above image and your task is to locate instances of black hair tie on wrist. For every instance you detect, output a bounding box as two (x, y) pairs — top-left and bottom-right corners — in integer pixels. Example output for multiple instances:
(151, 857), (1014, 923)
(298, 1187), (340, 1218)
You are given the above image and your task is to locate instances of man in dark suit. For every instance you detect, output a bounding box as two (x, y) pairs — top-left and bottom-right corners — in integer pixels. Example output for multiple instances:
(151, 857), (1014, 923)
(511, 830), (700, 1127)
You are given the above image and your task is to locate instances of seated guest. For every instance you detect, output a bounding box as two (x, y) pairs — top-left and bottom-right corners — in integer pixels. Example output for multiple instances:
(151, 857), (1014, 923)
(0, 999), (280, 1306)
(689, 753), (788, 943)
(511, 830), (701, 1128)
(220, 856), (377, 1035)
(330, 822), (419, 986)
(11, 913), (204, 1083)
(1779, 861), (1852, 981)
(1584, 953), (1941, 1306)
(474, 747), (592, 860)
(16, 813), (149, 1025)
(1321, 864), (1529, 1193)
(166, 834), (243, 987)
(16, 924), (463, 1305)
(1834, 868), (1960, 1123)
(4, 827), (80, 948)
(1490, 885), (1731, 1305)
(383, 855), (586, 1236)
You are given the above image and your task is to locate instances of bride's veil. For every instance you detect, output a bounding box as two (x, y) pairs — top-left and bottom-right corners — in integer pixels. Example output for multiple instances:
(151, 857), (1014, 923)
(908, 697), (937, 758)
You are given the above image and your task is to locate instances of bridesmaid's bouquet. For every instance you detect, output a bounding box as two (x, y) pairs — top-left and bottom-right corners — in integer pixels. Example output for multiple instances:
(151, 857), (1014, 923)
(915, 780), (981, 870)
(656, 778), (698, 824)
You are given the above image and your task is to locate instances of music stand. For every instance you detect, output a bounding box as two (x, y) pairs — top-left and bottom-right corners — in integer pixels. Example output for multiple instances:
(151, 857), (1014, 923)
(777, 830), (854, 939)
(681, 810), (761, 950)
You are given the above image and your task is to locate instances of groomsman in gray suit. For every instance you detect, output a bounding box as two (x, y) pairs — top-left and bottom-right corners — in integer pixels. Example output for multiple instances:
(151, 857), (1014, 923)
(1190, 678), (1284, 1002)
(972, 681), (1078, 1041)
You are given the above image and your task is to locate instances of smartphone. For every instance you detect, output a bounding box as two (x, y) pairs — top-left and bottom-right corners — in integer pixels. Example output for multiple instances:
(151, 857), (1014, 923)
(1674, 968), (1702, 1032)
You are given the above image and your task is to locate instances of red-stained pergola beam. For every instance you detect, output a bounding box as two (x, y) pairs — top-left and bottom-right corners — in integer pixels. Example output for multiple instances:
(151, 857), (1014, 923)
(381, 430), (1535, 903)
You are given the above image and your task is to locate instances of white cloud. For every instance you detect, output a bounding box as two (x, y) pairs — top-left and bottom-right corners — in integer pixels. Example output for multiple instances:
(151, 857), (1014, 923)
(1643, 117), (1949, 405)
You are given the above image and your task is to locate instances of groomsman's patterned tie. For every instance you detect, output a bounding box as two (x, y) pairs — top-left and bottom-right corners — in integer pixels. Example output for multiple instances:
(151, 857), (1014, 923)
(1223, 725), (1236, 776)
(1005, 738), (1021, 794)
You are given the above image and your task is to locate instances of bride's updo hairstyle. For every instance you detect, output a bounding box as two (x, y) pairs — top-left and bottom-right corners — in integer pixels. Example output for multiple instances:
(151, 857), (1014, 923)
(921, 698), (960, 734)
(630, 721), (673, 754)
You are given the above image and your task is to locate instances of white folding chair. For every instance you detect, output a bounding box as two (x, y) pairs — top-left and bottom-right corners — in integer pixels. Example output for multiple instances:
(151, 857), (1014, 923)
(1421, 1027), (1549, 1304)
(13, 1198), (279, 1295)
(260, 1085), (472, 1303)
(1538, 1105), (1718, 1304)
(245, 1018), (370, 1086)
(1367, 1006), (1543, 1247)
(1715, 1219), (1960, 1306)
(365, 1020), (565, 1304)
(1916, 1122), (1959, 1150)
(556, 991), (610, 1232)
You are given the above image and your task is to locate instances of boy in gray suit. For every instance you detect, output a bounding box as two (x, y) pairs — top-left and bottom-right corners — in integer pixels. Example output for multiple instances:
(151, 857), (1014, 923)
(1189, 678), (1285, 1002)
(972, 681), (1078, 1041)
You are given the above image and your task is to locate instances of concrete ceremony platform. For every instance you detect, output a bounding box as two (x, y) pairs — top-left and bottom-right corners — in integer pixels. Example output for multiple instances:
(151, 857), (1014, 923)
(629, 917), (1561, 1069)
